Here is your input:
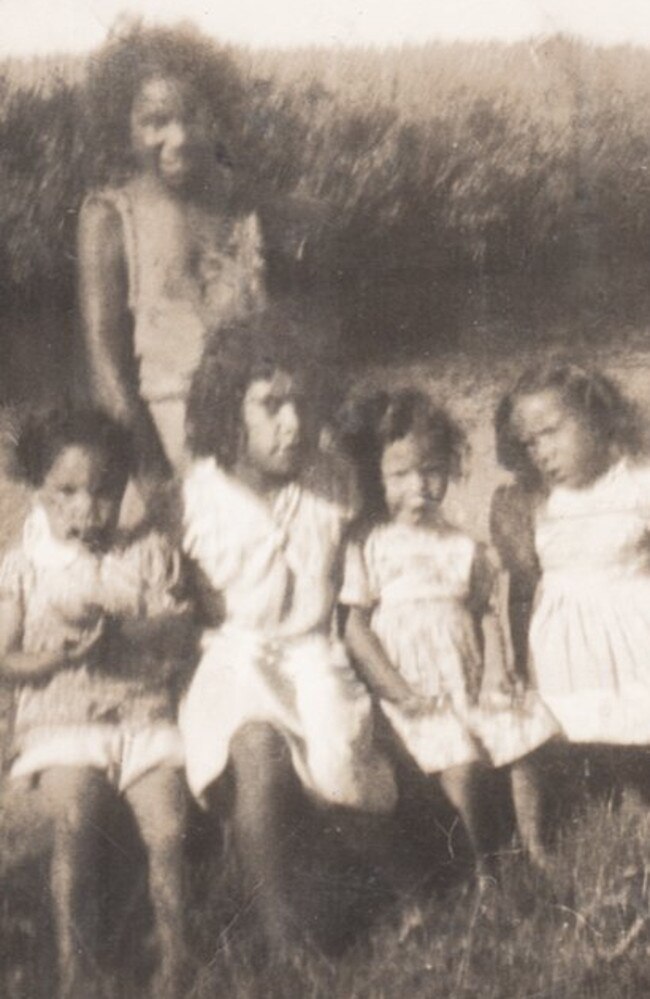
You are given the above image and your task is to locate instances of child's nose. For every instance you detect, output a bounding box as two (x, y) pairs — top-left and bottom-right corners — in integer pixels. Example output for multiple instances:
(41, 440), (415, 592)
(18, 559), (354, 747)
(73, 492), (99, 521)
(163, 120), (188, 150)
(279, 404), (300, 439)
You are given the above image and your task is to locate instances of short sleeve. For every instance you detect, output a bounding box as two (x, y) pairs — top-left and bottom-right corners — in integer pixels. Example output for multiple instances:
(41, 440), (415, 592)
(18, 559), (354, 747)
(100, 532), (184, 617)
(0, 547), (28, 605)
(182, 459), (222, 567)
(340, 538), (375, 609)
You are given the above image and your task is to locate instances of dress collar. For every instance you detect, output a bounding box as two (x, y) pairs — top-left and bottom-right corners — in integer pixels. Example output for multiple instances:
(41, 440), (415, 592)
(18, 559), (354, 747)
(22, 504), (96, 571)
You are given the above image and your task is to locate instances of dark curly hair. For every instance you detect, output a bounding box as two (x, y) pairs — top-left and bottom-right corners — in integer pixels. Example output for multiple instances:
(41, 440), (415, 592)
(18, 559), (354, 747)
(83, 22), (245, 187)
(339, 389), (465, 519)
(495, 362), (642, 490)
(185, 304), (341, 466)
(10, 407), (134, 492)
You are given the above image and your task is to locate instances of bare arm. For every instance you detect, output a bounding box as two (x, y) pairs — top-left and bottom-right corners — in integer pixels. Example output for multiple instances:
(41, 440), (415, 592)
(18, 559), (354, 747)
(0, 594), (98, 683)
(345, 605), (421, 707)
(489, 484), (540, 683)
(77, 196), (172, 491)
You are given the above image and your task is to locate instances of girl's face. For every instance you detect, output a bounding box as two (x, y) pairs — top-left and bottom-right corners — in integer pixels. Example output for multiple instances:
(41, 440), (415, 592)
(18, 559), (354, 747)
(512, 389), (606, 489)
(238, 370), (308, 485)
(380, 433), (449, 527)
(39, 444), (125, 550)
(130, 75), (213, 189)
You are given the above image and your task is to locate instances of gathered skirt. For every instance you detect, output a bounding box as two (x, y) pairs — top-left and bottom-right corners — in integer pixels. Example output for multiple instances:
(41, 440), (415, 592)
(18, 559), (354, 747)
(180, 624), (397, 812)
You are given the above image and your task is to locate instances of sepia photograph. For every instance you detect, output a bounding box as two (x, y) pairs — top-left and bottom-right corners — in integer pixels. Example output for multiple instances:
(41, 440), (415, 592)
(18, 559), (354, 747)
(2, 1), (650, 996)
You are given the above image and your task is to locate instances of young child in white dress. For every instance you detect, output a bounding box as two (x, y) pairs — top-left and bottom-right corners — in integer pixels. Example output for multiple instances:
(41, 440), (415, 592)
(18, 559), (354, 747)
(179, 311), (396, 947)
(340, 390), (557, 879)
(0, 408), (190, 998)
(493, 362), (650, 862)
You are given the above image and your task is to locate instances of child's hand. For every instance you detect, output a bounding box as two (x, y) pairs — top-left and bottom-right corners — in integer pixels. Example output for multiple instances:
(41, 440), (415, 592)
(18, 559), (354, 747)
(3, 619), (106, 684)
(397, 691), (447, 717)
(62, 618), (106, 666)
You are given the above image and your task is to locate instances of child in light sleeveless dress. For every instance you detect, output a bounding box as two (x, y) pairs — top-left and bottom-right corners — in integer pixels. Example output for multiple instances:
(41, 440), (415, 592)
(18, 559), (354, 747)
(340, 390), (557, 878)
(178, 314), (396, 946)
(493, 362), (650, 863)
(0, 409), (190, 998)
(78, 25), (266, 487)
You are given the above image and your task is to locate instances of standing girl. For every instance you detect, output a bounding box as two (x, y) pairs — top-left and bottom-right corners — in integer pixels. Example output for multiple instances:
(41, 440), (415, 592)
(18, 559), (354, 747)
(340, 390), (557, 878)
(0, 408), (189, 998)
(493, 362), (650, 858)
(78, 24), (266, 492)
(179, 310), (396, 948)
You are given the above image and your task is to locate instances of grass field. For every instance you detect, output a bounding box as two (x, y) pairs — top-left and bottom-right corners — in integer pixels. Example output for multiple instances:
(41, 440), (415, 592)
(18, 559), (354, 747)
(3, 769), (650, 997)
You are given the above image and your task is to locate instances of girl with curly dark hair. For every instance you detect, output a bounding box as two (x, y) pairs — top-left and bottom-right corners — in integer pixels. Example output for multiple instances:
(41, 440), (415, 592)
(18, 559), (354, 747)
(179, 309), (396, 948)
(0, 406), (189, 996)
(78, 23), (266, 500)
(340, 389), (556, 882)
(491, 362), (650, 867)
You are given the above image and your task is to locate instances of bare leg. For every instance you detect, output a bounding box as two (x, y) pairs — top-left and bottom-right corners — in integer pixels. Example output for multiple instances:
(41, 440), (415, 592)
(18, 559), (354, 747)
(39, 766), (108, 998)
(229, 722), (297, 950)
(510, 749), (551, 872)
(125, 766), (187, 999)
(439, 763), (497, 880)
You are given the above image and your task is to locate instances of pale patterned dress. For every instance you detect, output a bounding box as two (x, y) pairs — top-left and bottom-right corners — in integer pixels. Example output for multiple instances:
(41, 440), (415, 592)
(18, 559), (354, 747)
(0, 505), (185, 790)
(341, 520), (557, 771)
(179, 455), (397, 812)
(530, 457), (650, 744)
(81, 176), (266, 467)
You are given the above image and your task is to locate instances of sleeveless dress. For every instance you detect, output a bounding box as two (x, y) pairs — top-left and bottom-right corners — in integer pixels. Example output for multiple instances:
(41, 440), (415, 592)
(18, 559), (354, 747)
(530, 457), (650, 744)
(341, 521), (557, 771)
(0, 505), (186, 790)
(81, 176), (266, 467)
(179, 455), (397, 812)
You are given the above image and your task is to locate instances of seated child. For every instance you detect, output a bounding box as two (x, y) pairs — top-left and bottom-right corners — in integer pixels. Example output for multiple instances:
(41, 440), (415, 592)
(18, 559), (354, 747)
(179, 309), (397, 947)
(0, 408), (190, 998)
(340, 390), (558, 880)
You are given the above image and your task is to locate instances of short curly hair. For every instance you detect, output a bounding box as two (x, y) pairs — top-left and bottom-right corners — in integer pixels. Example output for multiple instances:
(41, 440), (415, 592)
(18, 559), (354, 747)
(9, 407), (134, 491)
(185, 305), (341, 466)
(495, 362), (642, 489)
(339, 389), (465, 519)
(83, 22), (245, 187)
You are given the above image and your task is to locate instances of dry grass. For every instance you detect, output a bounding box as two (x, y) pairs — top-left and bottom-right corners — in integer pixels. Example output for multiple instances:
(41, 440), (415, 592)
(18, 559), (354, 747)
(3, 790), (650, 998)
(3, 33), (650, 352)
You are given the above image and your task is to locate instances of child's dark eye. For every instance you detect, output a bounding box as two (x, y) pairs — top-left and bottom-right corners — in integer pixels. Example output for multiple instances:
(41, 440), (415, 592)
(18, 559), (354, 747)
(59, 485), (77, 497)
(141, 113), (170, 129)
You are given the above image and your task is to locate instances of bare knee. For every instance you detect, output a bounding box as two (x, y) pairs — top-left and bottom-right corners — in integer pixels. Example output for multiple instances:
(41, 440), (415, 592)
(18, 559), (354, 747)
(39, 767), (107, 838)
(126, 766), (187, 857)
(229, 722), (290, 787)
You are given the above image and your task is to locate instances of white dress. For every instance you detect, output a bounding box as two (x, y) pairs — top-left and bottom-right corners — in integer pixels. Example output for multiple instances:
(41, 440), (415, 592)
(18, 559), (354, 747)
(341, 520), (556, 771)
(530, 457), (650, 744)
(179, 456), (397, 812)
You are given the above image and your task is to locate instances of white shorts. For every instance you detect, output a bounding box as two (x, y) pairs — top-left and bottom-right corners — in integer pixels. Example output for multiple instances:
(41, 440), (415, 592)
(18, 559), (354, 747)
(11, 723), (184, 793)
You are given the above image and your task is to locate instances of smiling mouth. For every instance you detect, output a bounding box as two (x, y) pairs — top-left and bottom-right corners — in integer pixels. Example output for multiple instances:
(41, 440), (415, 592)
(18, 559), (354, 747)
(160, 157), (191, 178)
